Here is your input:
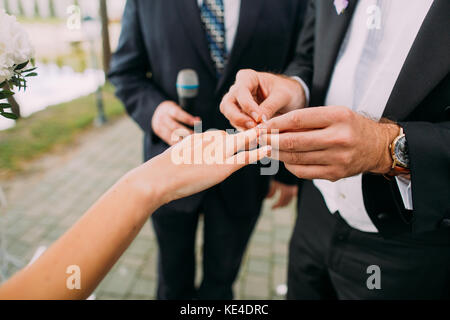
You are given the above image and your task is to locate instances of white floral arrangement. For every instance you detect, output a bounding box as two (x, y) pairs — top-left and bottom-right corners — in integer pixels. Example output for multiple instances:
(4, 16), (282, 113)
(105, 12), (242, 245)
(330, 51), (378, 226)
(0, 9), (37, 120)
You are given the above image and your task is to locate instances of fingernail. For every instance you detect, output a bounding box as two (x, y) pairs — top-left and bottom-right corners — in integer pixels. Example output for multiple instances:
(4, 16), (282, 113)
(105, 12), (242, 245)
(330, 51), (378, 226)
(251, 112), (260, 122)
(262, 115), (268, 123)
(246, 121), (256, 129)
(257, 123), (267, 130)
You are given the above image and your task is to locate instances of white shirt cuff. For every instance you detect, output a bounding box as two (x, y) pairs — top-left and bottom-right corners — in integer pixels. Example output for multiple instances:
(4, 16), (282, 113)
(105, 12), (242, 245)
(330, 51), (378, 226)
(395, 176), (413, 210)
(291, 76), (310, 107)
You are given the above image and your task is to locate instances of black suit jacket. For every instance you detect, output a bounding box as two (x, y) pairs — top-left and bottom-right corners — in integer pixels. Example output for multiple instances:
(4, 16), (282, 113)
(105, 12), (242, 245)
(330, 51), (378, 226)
(286, 0), (450, 235)
(109, 0), (306, 213)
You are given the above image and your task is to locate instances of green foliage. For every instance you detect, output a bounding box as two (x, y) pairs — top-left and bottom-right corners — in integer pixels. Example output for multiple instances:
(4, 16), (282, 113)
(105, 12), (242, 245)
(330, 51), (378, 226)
(0, 84), (125, 177)
(1, 60), (38, 120)
(0, 90), (14, 100)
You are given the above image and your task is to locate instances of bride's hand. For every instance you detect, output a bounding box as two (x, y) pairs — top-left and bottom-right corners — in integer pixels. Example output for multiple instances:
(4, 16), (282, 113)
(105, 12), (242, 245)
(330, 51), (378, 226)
(133, 128), (271, 206)
(0, 129), (269, 300)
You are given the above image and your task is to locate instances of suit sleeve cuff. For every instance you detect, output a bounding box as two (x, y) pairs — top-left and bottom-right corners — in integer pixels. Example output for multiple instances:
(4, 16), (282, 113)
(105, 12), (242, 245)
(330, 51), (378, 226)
(291, 76), (310, 107)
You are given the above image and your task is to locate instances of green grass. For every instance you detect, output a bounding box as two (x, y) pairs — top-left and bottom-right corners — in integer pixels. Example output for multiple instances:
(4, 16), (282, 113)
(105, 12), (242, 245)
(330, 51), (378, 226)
(0, 84), (125, 177)
(17, 17), (64, 25)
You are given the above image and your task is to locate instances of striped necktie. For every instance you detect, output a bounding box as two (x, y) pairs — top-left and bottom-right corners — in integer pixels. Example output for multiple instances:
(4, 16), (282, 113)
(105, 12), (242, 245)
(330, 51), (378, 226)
(200, 0), (227, 76)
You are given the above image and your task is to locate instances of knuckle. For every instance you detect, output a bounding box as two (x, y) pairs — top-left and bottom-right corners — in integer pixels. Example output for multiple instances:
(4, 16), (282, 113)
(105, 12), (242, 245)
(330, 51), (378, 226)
(329, 167), (345, 182)
(327, 172), (340, 182)
(219, 98), (228, 113)
(342, 154), (352, 166)
(335, 133), (349, 147)
(343, 131), (356, 147)
(335, 106), (354, 121)
(240, 102), (254, 114)
(336, 153), (352, 166)
(283, 136), (297, 151)
(236, 69), (253, 80)
(261, 103), (274, 115)
(290, 111), (302, 127)
(287, 152), (301, 164)
(293, 153), (303, 163)
(280, 85), (294, 99)
(330, 129), (354, 147)
(328, 177), (338, 183)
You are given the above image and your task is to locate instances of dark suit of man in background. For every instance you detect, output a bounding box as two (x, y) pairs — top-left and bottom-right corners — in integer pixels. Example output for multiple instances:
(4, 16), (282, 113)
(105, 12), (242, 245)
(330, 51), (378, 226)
(109, 0), (306, 299)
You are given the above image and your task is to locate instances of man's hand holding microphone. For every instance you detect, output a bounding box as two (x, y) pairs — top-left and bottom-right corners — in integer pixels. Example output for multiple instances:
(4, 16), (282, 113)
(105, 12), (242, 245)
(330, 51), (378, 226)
(220, 69), (401, 181)
(152, 101), (200, 145)
(152, 70), (201, 146)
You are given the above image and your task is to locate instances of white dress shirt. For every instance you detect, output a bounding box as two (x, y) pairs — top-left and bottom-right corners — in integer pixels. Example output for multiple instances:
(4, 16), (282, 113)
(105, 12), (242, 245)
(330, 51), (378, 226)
(298, 0), (434, 232)
(197, 0), (241, 53)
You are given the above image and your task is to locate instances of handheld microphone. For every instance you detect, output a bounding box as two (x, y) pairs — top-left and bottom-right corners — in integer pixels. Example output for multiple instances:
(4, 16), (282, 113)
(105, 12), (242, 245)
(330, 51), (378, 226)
(176, 69), (199, 111)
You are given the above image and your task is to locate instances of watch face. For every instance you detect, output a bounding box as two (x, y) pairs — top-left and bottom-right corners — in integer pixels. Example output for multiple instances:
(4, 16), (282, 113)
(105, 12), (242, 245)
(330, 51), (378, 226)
(394, 136), (410, 168)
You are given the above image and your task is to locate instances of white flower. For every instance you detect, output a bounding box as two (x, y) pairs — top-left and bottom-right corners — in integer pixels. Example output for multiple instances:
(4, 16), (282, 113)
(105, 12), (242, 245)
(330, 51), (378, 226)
(0, 9), (35, 83)
(0, 48), (13, 83)
(0, 66), (13, 84)
(10, 30), (35, 66)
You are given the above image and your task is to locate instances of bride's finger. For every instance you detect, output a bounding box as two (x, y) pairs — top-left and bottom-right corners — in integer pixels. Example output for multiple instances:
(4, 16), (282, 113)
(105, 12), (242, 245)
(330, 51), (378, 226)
(225, 128), (259, 157)
(228, 145), (272, 167)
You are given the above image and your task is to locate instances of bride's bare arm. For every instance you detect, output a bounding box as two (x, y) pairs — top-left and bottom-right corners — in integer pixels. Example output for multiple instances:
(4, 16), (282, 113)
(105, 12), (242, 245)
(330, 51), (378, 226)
(0, 129), (270, 300)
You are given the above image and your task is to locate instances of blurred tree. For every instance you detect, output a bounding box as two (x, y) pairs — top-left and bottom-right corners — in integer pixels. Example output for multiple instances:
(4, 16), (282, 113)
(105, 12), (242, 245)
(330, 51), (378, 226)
(100, 0), (112, 74)
(2, 83), (21, 119)
(7, 95), (21, 119)
(49, 0), (56, 18)
(33, 0), (40, 18)
(3, 0), (10, 14)
(17, 0), (24, 16)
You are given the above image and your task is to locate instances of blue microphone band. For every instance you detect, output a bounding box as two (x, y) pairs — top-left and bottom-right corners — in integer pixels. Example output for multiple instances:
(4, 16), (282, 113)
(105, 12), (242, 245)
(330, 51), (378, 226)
(176, 84), (199, 89)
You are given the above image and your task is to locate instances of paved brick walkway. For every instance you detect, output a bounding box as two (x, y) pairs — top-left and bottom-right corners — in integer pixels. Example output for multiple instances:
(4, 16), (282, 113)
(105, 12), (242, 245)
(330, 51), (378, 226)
(0, 117), (296, 300)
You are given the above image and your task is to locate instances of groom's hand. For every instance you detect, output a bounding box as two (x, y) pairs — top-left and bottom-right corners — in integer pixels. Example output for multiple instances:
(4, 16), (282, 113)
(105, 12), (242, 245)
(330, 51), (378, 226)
(220, 70), (306, 130)
(259, 106), (400, 181)
(152, 101), (201, 145)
